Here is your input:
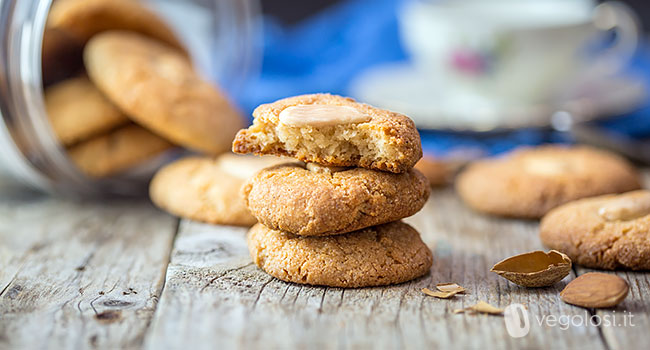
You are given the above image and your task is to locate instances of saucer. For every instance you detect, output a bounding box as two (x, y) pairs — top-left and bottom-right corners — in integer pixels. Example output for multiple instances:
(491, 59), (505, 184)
(349, 63), (647, 131)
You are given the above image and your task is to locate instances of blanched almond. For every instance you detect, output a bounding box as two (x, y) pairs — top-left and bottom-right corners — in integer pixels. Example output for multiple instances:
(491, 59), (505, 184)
(523, 157), (570, 176)
(278, 105), (371, 127)
(598, 190), (650, 221)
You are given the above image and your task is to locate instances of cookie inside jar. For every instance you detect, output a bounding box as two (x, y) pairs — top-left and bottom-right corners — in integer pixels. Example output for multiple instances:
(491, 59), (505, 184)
(38, 0), (252, 193)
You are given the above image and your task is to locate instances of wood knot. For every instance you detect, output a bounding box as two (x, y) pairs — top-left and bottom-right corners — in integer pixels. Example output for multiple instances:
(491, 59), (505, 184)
(4, 285), (23, 299)
(102, 299), (133, 307)
(95, 310), (122, 323)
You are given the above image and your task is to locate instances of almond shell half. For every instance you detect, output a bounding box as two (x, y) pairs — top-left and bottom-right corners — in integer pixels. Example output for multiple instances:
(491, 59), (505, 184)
(491, 250), (572, 287)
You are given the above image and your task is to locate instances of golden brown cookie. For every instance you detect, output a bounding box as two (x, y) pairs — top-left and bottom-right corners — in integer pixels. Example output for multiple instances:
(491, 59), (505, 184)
(41, 28), (84, 87)
(456, 145), (641, 218)
(68, 124), (173, 177)
(84, 31), (244, 155)
(233, 94), (422, 173)
(247, 221), (433, 287)
(243, 162), (430, 236)
(45, 76), (129, 145)
(47, 0), (186, 51)
(414, 155), (452, 187)
(540, 190), (650, 270)
(150, 154), (285, 226)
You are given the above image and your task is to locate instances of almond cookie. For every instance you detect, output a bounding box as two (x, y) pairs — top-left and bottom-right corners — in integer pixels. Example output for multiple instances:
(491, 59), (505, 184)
(47, 0), (186, 51)
(68, 124), (173, 177)
(242, 162), (430, 236)
(414, 155), (452, 187)
(150, 154), (285, 226)
(540, 190), (650, 270)
(456, 145), (641, 218)
(45, 76), (129, 146)
(247, 221), (433, 287)
(84, 31), (243, 155)
(232, 94), (422, 173)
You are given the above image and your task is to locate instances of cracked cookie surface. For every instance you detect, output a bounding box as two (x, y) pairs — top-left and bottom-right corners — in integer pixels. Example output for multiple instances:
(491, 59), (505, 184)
(232, 94), (422, 173)
(242, 162), (430, 236)
(247, 221), (433, 287)
(456, 145), (641, 218)
(85, 31), (243, 155)
(540, 190), (650, 270)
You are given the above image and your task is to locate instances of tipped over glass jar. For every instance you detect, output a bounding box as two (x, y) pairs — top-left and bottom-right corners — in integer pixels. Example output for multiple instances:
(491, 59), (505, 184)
(0, 0), (260, 196)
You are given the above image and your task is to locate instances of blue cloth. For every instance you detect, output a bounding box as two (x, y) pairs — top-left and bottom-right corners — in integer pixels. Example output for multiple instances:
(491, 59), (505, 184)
(231, 0), (650, 156)
(233, 0), (407, 114)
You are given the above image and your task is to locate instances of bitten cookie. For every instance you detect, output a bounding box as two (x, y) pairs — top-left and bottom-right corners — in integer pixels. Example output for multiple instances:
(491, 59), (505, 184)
(232, 94), (422, 173)
(247, 221), (433, 287)
(84, 31), (243, 155)
(456, 145), (641, 218)
(243, 162), (430, 236)
(150, 154), (285, 226)
(540, 190), (650, 270)
(68, 124), (173, 177)
(45, 76), (129, 145)
(47, 0), (186, 51)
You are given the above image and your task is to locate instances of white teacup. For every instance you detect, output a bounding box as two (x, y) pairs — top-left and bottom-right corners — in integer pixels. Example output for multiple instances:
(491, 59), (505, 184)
(399, 0), (640, 105)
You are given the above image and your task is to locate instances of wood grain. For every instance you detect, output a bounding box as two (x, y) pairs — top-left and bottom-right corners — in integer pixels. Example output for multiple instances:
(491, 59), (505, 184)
(0, 197), (177, 349)
(3, 175), (650, 349)
(145, 189), (609, 350)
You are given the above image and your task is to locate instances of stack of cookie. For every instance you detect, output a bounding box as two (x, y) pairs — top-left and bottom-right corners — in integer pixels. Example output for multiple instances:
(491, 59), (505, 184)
(43, 0), (242, 178)
(232, 94), (433, 288)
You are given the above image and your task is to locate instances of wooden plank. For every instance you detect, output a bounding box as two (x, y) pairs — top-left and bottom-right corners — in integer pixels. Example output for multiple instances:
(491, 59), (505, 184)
(0, 197), (178, 349)
(145, 189), (610, 350)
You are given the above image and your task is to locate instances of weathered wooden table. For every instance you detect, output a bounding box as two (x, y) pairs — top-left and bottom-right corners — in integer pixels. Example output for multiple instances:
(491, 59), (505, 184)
(1, 177), (649, 349)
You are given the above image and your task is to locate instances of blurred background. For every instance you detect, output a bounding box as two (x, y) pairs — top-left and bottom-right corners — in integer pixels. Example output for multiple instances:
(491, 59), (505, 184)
(233, 0), (650, 161)
(4, 0), (650, 194)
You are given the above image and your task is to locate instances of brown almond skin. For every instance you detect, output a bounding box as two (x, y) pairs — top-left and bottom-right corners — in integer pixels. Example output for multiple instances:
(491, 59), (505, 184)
(491, 250), (572, 288)
(560, 273), (629, 308)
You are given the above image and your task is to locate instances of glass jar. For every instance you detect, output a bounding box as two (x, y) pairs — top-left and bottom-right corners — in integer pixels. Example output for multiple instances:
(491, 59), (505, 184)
(0, 0), (260, 196)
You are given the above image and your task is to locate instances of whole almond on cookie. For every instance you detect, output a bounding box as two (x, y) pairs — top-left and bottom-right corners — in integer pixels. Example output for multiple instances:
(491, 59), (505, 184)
(540, 190), (650, 270)
(560, 273), (628, 308)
